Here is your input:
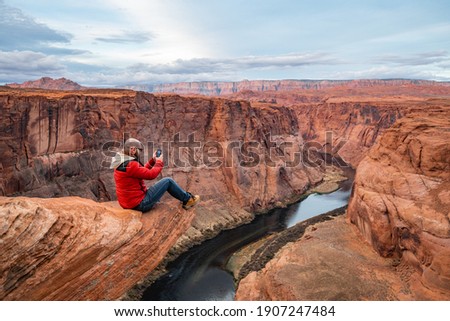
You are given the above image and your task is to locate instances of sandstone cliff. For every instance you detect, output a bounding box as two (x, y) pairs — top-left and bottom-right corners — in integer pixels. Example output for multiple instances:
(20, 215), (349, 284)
(347, 107), (450, 299)
(0, 87), (322, 212)
(0, 196), (195, 300)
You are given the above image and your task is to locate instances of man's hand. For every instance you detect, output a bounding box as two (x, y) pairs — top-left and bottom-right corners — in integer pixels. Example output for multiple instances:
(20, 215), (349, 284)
(153, 150), (164, 162)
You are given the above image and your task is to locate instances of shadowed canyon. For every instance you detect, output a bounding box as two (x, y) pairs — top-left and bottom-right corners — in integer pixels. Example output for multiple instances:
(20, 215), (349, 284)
(1, 79), (449, 300)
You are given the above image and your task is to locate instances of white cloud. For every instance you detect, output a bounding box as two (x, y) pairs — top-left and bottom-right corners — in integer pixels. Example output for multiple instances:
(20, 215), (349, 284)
(2, 0), (450, 85)
(329, 65), (450, 81)
(372, 51), (450, 66)
(58, 52), (340, 86)
(0, 50), (65, 82)
(104, 0), (216, 62)
(95, 31), (154, 44)
(0, 0), (72, 52)
(127, 53), (340, 75)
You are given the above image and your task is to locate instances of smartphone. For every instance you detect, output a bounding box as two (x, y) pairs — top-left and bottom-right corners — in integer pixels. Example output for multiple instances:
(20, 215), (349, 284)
(156, 149), (162, 157)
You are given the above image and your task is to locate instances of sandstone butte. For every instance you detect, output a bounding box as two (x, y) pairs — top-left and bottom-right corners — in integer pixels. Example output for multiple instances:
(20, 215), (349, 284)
(6, 77), (85, 91)
(1, 81), (449, 300)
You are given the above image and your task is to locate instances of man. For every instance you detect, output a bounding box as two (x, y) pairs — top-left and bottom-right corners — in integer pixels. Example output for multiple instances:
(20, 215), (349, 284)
(110, 138), (200, 212)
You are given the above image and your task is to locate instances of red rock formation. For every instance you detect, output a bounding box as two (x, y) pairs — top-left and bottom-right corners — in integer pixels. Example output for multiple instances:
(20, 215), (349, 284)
(0, 87), (322, 211)
(0, 196), (195, 300)
(235, 103), (450, 301)
(3, 84), (449, 301)
(226, 84), (450, 167)
(0, 88), (134, 200)
(293, 99), (406, 166)
(347, 108), (450, 299)
(0, 87), (323, 299)
(6, 77), (85, 91)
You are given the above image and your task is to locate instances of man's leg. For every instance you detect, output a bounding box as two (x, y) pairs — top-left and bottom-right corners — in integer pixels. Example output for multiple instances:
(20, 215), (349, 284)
(161, 177), (191, 202)
(136, 177), (191, 212)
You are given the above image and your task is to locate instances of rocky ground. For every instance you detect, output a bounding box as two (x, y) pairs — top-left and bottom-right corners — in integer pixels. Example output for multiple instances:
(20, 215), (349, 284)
(235, 211), (417, 300)
(0, 196), (195, 300)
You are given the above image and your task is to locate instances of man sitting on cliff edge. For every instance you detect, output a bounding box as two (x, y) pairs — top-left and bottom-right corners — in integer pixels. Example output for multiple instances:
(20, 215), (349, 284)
(110, 138), (200, 212)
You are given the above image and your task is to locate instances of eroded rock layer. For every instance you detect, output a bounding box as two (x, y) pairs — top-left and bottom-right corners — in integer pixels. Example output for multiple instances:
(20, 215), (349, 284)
(0, 197), (195, 300)
(348, 108), (450, 299)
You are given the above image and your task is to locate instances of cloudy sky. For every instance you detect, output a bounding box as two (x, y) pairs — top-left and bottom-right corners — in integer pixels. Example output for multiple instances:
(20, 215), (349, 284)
(1, 0), (449, 86)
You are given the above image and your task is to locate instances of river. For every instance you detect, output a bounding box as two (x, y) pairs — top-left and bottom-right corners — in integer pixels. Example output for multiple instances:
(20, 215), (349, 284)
(142, 170), (354, 301)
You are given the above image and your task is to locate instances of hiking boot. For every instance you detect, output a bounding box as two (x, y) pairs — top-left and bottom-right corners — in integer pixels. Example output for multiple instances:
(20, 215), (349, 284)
(183, 193), (200, 210)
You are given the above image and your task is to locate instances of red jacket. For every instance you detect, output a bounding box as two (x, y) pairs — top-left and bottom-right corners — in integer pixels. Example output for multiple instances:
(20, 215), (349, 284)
(114, 157), (164, 209)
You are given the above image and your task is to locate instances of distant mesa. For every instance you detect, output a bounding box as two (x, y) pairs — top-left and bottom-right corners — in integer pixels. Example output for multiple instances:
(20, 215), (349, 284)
(124, 79), (450, 96)
(6, 77), (86, 91)
(6, 77), (450, 95)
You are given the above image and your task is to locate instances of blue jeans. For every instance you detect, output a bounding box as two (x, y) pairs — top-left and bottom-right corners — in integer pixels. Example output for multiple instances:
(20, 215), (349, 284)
(134, 177), (191, 212)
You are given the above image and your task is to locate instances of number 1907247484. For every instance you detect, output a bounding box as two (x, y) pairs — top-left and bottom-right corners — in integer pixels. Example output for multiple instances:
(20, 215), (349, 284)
(256, 305), (335, 317)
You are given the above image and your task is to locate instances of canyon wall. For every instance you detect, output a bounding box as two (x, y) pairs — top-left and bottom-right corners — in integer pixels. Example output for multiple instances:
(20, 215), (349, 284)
(0, 89), (130, 200)
(293, 99), (405, 166)
(0, 88), (322, 211)
(144, 80), (450, 168)
(1, 86), (410, 226)
(347, 106), (450, 299)
(236, 101), (450, 300)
